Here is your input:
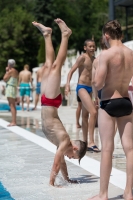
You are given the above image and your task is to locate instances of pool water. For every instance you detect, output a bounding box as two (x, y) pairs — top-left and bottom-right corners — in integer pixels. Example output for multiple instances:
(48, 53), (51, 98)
(0, 103), (24, 111)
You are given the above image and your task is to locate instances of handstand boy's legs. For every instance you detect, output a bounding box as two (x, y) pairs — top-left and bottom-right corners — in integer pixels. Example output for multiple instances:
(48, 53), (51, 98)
(33, 19), (72, 97)
(32, 21), (55, 66)
(53, 18), (72, 69)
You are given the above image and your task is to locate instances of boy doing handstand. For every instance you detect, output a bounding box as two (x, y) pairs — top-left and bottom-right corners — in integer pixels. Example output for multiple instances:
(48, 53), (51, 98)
(32, 18), (86, 187)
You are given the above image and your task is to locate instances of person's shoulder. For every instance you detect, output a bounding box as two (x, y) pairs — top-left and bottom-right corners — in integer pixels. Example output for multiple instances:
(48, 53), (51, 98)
(77, 54), (85, 62)
(19, 71), (23, 76)
(99, 49), (111, 59)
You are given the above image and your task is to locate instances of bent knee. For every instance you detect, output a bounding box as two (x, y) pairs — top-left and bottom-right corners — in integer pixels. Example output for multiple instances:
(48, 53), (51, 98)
(90, 109), (97, 117)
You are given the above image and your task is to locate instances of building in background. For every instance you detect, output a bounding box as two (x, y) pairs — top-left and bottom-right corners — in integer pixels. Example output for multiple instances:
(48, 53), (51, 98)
(109, 0), (133, 42)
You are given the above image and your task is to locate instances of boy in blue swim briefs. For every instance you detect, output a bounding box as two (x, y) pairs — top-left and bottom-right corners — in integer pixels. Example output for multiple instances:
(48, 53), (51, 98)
(32, 19), (87, 187)
(65, 40), (100, 152)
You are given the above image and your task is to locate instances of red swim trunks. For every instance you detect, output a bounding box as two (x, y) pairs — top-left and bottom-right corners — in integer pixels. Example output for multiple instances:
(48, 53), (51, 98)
(41, 94), (62, 108)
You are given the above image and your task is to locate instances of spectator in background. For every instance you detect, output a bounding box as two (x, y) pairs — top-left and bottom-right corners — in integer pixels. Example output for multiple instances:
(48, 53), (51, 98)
(3, 59), (18, 126)
(18, 64), (33, 111)
(32, 64), (44, 110)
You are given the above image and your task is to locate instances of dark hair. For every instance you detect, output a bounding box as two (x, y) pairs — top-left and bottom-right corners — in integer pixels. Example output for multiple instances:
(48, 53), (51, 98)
(99, 38), (107, 50)
(103, 20), (122, 40)
(73, 140), (87, 164)
(84, 39), (95, 46)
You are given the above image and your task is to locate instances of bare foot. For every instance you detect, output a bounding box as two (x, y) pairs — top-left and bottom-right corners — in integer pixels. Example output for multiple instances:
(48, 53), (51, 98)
(7, 123), (17, 127)
(32, 21), (52, 36)
(121, 194), (133, 200)
(87, 195), (107, 200)
(54, 18), (72, 37)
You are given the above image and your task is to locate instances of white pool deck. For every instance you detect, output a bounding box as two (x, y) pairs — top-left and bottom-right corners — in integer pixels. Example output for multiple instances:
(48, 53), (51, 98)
(0, 104), (131, 200)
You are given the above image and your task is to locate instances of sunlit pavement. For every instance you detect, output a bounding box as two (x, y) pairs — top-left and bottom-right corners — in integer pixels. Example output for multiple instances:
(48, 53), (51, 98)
(0, 105), (130, 200)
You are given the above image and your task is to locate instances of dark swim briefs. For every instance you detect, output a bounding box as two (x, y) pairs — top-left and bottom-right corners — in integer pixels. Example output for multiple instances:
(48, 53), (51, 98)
(100, 97), (132, 117)
(77, 95), (81, 102)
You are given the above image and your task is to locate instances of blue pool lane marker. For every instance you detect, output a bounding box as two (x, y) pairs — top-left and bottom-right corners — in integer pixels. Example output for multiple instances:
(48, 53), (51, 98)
(0, 182), (14, 200)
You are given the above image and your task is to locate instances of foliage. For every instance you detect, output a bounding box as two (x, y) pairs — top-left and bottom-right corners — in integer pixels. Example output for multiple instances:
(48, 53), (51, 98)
(0, 4), (39, 78)
(1, 0), (132, 78)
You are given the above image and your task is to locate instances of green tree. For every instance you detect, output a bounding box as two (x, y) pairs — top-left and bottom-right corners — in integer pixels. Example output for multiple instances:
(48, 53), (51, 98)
(34, 0), (108, 56)
(0, 6), (39, 78)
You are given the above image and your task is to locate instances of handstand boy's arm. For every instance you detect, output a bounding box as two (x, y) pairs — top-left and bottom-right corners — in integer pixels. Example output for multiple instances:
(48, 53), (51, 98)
(65, 56), (85, 96)
(60, 156), (69, 181)
(49, 149), (62, 186)
(49, 140), (69, 186)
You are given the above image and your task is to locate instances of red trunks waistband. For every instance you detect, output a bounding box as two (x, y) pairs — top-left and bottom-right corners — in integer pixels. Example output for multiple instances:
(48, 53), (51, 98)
(41, 94), (62, 108)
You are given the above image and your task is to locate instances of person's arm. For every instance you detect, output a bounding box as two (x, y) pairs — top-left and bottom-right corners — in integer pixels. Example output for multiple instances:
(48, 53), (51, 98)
(18, 72), (22, 86)
(3, 70), (12, 82)
(29, 72), (33, 89)
(49, 138), (70, 186)
(65, 56), (85, 96)
(94, 51), (108, 90)
(60, 155), (69, 181)
(36, 70), (39, 83)
(92, 59), (98, 107)
(49, 148), (63, 186)
(60, 156), (78, 183)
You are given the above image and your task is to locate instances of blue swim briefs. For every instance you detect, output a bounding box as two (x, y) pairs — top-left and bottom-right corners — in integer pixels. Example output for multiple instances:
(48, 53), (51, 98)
(76, 84), (92, 95)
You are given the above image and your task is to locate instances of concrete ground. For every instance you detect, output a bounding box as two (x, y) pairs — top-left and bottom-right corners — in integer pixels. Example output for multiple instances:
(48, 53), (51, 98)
(0, 105), (129, 200)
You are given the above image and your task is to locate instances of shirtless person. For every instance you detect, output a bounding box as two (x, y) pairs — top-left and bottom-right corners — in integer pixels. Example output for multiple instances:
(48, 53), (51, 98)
(32, 65), (44, 110)
(92, 38), (108, 105)
(88, 20), (133, 200)
(32, 18), (86, 186)
(18, 64), (33, 111)
(65, 40), (99, 152)
(3, 59), (18, 126)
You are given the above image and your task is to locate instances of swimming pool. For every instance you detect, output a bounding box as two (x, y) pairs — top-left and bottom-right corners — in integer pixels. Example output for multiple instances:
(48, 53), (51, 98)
(0, 103), (23, 111)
